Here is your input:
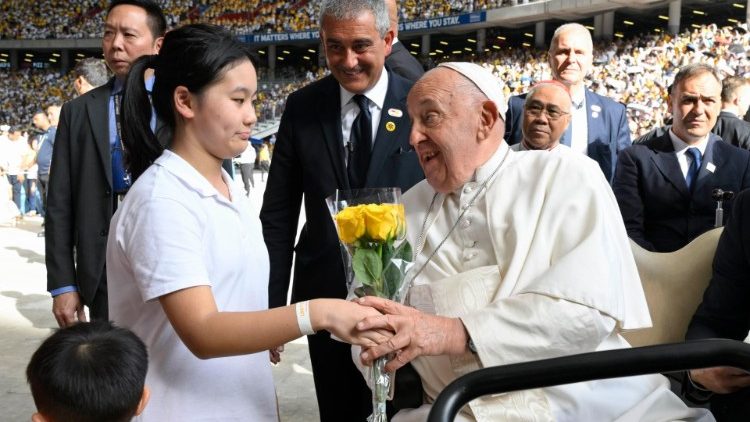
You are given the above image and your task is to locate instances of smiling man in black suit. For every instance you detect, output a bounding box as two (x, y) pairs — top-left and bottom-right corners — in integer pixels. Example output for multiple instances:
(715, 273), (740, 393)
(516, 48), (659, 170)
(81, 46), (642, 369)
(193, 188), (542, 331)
(259, 0), (423, 420)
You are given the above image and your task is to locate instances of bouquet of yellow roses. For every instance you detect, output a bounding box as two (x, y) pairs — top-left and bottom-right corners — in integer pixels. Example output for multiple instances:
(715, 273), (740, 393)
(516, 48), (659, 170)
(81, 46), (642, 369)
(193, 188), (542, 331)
(327, 188), (413, 421)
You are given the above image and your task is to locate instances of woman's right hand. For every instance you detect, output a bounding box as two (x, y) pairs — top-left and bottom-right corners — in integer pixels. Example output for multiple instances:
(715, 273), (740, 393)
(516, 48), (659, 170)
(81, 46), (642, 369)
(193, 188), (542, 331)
(311, 299), (393, 347)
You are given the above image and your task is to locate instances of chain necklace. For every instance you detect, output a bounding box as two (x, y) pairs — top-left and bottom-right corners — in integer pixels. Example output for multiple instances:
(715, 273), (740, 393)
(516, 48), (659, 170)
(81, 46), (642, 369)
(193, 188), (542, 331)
(403, 147), (511, 295)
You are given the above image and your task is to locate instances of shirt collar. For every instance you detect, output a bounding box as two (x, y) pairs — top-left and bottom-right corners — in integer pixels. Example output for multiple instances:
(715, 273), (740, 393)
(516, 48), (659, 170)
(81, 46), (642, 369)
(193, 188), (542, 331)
(571, 91), (585, 110)
(473, 142), (509, 183)
(450, 142), (509, 196)
(111, 75), (155, 96)
(668, 128), (709, 155)
(720, 108), (740, 118)
(155, 150), (237, 201)
(339, 67), (389, 111)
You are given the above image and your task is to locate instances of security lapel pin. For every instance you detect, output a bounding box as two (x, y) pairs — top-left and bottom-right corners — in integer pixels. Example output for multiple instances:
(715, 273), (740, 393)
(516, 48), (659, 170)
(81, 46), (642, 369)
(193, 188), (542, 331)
(387, 108), (403, 118)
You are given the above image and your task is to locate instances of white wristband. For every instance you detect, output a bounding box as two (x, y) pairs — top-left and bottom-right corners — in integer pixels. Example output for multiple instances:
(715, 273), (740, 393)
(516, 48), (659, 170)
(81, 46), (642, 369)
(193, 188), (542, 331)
(295, 301), (315, 336)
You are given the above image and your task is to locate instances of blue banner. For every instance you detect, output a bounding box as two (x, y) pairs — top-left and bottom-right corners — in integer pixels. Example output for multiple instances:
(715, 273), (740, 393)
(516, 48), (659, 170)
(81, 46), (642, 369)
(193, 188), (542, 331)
(399, 11), (486, 32)
(240, 12), (486, 45)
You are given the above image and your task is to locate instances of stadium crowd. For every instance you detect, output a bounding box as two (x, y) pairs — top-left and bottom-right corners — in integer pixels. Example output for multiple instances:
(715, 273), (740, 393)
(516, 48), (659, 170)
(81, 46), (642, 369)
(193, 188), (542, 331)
(3, 21), (749, 138)
(483, 23), (750, 137)
(3, 1), (750, 420)
(0, 0), (525, 39)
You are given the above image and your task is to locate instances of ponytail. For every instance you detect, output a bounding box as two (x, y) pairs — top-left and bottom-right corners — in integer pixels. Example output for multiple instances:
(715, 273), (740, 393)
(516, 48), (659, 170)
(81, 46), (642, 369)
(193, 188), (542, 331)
(121, 54), (164, 182)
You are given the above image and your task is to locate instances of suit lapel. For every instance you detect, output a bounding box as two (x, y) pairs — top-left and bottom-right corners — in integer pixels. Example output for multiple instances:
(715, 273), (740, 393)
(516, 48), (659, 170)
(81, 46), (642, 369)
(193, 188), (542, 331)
(366, 72), (409, 185)
(584, 89), (600, 150)
(650, 133), (690, 199)
(88, 81), (113, 188)
(316, 76), (349, 189)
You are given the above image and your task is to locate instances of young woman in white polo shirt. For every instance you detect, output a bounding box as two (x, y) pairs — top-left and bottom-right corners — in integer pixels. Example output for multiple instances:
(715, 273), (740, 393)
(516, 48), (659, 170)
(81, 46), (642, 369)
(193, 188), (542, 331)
(107, 24), (386, 421)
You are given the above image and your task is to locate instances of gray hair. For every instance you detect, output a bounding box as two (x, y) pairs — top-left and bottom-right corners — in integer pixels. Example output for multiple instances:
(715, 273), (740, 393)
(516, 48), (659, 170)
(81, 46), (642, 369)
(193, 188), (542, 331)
(74, 58), (110, 88)
(549, 23), (592, 53)
(319, 0), (390, 38)
(672, 63), (722, 94)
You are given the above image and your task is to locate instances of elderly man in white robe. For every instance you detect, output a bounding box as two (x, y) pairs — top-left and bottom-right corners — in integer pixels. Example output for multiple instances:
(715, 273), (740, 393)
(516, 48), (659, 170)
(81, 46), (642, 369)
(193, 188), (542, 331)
(355, 62), (713, 422)
(511, 80), (573, 153)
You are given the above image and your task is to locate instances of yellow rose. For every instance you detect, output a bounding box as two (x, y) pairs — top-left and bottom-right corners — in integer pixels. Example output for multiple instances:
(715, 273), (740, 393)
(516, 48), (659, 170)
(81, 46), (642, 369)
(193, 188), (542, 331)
(335, 206), (366, 244)
(363, 204), (399, 242)
(395, 204), (406, 238)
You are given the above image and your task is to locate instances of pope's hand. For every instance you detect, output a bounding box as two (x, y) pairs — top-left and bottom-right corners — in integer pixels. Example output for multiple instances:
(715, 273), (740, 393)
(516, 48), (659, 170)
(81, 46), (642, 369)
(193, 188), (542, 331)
(355, 296), (468, 372)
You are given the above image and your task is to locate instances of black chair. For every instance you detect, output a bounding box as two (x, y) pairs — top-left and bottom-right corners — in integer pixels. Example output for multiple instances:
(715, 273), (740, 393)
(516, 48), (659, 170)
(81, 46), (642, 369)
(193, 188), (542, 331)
(427, 339), (750, 422)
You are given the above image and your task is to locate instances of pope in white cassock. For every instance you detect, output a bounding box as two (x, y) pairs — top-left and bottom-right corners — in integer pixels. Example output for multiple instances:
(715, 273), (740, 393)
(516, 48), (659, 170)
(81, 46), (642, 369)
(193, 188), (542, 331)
(355, 62), (714, 422)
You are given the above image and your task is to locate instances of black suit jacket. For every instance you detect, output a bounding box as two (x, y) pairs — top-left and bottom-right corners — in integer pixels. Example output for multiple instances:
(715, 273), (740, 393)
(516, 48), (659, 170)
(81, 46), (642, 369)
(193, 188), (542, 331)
(46, 80), (115, 305)
(385, 40), (424, 82)
(613, 132), (750, 252)
(685, 189), (750, 419)
(712, 111), (750, 150)
(505, 89), (631, 182)
(260, 72), (424, 308)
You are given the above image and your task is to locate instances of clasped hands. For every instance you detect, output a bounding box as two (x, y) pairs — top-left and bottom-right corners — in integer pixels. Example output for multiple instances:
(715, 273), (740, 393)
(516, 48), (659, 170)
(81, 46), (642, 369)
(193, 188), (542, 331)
(351, 296), (469, 373)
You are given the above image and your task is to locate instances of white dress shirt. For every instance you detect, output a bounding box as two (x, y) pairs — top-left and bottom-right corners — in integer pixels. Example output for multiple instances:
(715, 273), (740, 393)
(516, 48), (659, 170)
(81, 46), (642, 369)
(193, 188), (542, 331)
(340, 67), (389, 151)
(668, 129), (709, 180)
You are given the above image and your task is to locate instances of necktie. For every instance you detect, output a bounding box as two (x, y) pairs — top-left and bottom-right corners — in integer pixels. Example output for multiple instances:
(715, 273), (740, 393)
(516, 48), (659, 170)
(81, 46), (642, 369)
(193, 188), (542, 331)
(685, 147), (702, 191)
(347, 94), (372, 189)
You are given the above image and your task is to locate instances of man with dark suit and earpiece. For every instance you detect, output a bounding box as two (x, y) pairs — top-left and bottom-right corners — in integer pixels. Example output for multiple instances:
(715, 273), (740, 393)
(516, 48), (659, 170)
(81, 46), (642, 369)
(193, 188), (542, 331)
(613, 63), (750, 253)
(259, 0), (423, 420)
(45, 0), (165, 328)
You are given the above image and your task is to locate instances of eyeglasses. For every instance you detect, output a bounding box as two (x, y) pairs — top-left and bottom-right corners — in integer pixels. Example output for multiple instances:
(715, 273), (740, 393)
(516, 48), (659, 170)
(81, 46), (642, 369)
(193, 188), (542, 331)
(523, 103), (570, 121)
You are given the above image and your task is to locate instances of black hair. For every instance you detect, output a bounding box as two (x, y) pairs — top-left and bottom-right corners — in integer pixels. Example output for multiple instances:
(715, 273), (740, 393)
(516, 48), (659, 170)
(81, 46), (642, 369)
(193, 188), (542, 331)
(107, 0), (167, 38)
(26, 321), (148, 422)
(121, 23), (256, 181)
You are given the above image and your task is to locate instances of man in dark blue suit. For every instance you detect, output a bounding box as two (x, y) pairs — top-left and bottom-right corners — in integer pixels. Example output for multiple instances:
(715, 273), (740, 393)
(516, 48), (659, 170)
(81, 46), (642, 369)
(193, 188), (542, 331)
(685, 188), (750, 421)
(613, 63), (750, 252)
(259, 0), (423, 420)
(504, 23), (631, 182)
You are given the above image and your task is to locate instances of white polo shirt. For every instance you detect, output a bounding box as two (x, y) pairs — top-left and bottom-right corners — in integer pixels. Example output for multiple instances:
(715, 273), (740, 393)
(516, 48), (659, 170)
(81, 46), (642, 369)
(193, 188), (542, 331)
(107, 150), (276, 421)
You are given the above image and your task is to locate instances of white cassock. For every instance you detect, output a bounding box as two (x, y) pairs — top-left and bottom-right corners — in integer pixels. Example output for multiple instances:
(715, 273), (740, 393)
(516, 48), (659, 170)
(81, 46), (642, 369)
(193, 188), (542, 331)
(362, 143), (714, 422)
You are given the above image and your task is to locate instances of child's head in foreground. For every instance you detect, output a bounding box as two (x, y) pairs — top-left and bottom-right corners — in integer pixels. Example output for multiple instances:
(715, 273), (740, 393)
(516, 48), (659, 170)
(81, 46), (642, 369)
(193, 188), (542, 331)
(27, 320), (149, 422)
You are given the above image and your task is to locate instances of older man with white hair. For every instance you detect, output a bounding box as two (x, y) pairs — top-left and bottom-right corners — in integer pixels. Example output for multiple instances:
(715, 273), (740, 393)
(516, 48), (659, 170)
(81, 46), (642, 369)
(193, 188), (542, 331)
(356, 62), (713, 421)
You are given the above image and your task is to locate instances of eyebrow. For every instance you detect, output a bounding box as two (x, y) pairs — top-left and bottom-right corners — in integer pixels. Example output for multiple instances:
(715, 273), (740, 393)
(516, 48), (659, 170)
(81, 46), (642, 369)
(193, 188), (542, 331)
(103, 23), (140, 33)
(681, 93), (718, 100)
(326, 37), (374, 45)
(231, 87), (256, 96)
